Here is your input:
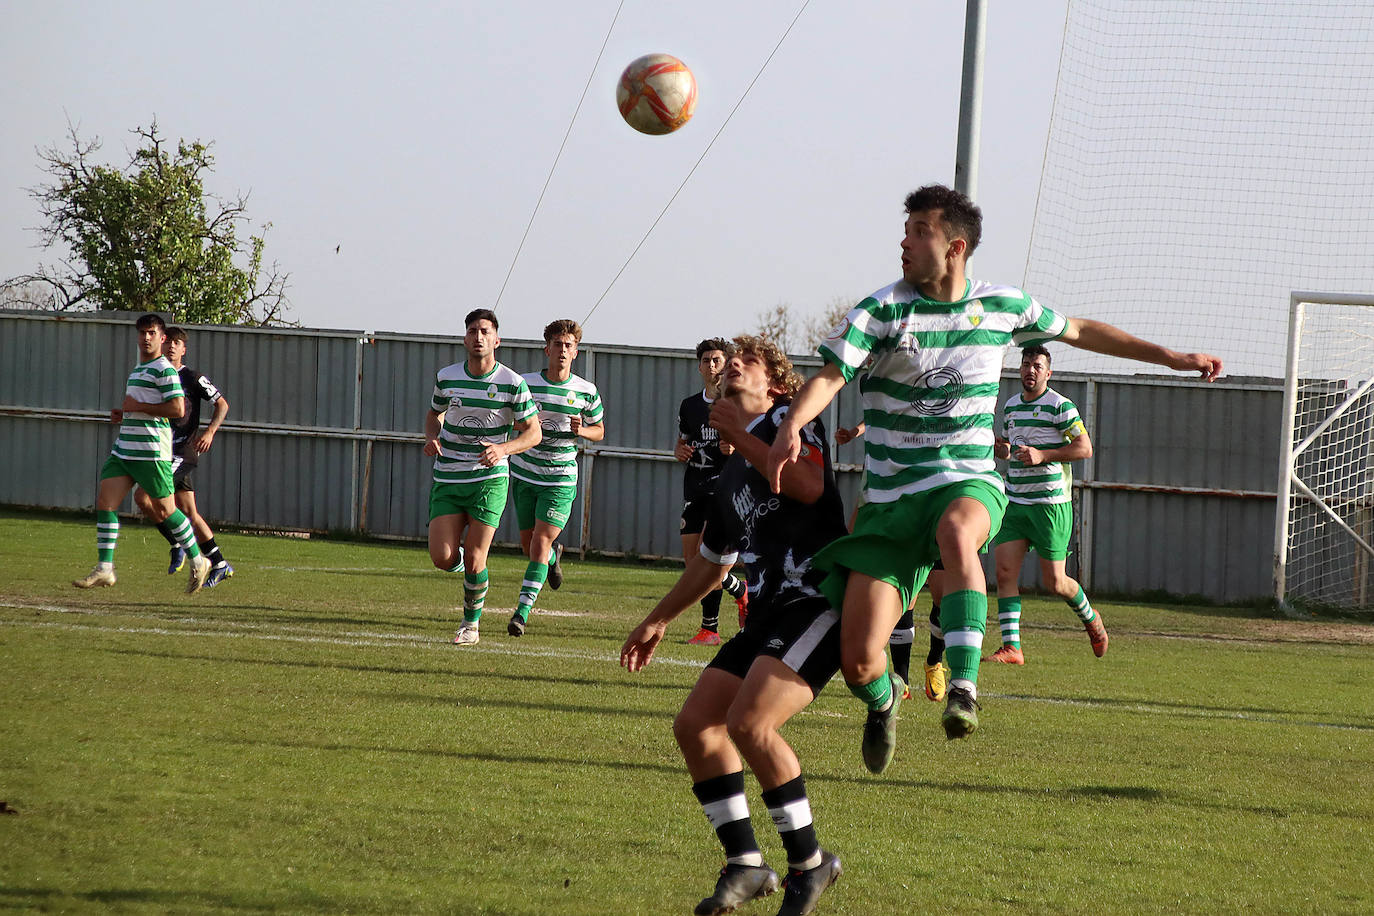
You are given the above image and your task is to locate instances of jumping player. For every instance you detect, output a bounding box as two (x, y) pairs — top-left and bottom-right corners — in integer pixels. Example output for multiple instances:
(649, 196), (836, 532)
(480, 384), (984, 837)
(623, 336), (846, 916)
(765, 184), (1222, 755)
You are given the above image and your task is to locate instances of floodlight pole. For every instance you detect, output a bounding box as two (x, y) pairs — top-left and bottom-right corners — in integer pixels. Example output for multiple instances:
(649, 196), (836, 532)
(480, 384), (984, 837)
(955, 0), (987, 200)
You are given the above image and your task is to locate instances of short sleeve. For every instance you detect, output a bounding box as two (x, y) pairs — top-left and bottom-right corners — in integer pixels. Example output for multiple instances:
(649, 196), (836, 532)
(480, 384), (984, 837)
(817, 297), (888, 383)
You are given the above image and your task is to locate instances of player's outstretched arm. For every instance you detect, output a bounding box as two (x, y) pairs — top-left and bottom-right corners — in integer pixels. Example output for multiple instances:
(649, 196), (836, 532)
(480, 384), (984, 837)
(1061, 318), (1223, 380)
(621, 554), (730, 672)
(765, 363), (846, 493)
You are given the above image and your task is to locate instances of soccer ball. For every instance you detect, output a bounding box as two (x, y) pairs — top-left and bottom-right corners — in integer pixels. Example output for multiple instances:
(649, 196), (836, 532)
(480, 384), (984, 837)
(616, 53), (697, 135)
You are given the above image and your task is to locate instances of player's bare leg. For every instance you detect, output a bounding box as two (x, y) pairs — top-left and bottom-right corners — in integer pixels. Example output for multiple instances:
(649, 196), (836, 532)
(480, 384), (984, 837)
(74, 476), (135, 588)
(674, 669), (781, 913)
(452, 517), (497, 645)
(1041, 557), (1107, 657)
(840, 573), (906, 773)
(428, 513), (465, 572)
(511, 520), (562, 636)
(992, 539), (1029, 664)
(726, 657), (839, 915)
(935, 497), (993, 738)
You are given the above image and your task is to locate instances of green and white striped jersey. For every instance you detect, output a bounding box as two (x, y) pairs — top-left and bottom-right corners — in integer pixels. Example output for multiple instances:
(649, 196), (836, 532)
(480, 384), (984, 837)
(1001, 387), (1085, 505)
(510, 371), (604, 487)
(819, 278), (1067, 503)
(112, 356), (185, 462)
(430, 361), (536, 484)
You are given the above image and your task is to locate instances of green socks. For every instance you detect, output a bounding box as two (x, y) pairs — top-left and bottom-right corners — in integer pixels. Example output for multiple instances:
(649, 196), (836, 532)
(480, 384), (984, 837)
(516, 558), (549, 621)
(997, 596), (1022, 648)
(463, 568), (489, 623)
(939, 589), (988, 686)
(96, 510), (119, 564)
(847, 670), (894, 712)
(164, 510), (202, 558)
(1068, 586), (1096, 622)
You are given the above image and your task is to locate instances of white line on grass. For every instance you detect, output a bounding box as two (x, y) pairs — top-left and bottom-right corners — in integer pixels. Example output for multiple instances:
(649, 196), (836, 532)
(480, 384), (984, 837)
(0, 600), (702, 668)
(2, 600), (1366, 732)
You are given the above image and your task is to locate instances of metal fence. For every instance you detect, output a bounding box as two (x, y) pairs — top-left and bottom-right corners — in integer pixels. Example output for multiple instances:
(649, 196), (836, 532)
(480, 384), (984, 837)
(0, 311), (1280, 602)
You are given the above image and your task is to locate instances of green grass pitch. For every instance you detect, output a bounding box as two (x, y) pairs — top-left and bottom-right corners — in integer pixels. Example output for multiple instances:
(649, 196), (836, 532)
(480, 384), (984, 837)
(2, 509), (1372, 914)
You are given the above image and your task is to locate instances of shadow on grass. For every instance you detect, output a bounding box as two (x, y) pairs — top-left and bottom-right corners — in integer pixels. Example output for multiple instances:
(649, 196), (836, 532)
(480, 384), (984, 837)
(215, 735), (1310, 820)
(994, 690), (1374, 730)
(356, 689), (673, 719)
(54, 600), (427, 630)
(809, 771), (1300, 819)
(0, 886), (333, 911)
(223, 735), (684, 777)
(95, 645), (691, 692)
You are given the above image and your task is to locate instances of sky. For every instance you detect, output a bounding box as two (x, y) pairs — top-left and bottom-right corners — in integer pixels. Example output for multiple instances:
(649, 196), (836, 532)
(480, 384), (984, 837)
(0, 1), (1069, 350)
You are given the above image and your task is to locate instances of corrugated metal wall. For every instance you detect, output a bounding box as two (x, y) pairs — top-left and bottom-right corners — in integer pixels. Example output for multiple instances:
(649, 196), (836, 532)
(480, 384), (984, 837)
(0, 311), (1279, 601)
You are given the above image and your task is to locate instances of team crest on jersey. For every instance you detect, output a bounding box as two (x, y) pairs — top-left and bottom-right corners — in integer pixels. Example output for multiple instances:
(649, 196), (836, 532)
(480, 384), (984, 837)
(566, 393), (577, 405)
(966, 302), (984, 327)
(486, 384), (498, 399)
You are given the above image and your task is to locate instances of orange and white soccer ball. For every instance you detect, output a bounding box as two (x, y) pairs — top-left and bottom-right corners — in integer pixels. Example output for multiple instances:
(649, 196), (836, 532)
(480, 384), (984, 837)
(616, 53), (697, 135)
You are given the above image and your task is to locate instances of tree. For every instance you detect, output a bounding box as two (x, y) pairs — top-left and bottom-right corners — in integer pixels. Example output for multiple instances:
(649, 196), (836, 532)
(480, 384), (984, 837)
(745, 296), (852, 355)
(1, 121), (290, 325)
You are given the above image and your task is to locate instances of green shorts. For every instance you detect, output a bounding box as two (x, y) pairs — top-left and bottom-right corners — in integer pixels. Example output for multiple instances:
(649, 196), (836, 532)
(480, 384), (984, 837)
(101, 454), (174, 499)
(512, 478), (575, 531)
(992, 500), (1073, 560)
(815, 478), (1007, 612)
(429, 476), (509, 529)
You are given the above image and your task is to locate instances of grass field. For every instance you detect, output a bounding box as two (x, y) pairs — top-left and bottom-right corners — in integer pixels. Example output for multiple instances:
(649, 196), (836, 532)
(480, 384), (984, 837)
(2, 509), (1372, 914)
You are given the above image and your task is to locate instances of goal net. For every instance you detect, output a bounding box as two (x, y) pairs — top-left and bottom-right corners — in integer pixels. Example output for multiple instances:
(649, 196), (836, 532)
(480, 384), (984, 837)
(1274, 293), (1374, 612)
(1023, 1), (1374, 378)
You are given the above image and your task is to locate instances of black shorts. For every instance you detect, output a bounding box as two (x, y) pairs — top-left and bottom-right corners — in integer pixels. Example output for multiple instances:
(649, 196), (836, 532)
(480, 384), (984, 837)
(171, 456), (197, 493)
(705, 597), (841, 696)
(680, 497), (710, 536)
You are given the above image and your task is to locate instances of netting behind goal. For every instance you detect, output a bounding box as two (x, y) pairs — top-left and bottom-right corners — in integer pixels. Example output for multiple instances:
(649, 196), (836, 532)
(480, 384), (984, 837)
(1023, 1), (1374, 378)
(1275, 294), (1374, 611)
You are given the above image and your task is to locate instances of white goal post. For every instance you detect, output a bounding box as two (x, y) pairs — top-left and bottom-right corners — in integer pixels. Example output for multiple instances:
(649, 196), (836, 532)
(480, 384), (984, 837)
(1274, 291), (1374, 612)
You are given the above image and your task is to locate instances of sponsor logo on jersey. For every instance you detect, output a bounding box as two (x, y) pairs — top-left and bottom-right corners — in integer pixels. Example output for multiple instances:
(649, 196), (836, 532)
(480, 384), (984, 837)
(891, 316), (919, 353)
(732, 488), (757, 522)
(825, 317), (850, 341)
(909, 366), (963, 416)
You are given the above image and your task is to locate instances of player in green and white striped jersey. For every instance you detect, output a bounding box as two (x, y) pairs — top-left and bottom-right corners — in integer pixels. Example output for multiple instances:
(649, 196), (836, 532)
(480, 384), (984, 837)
(72, 313), (212, 594)
(991, 345), (1106, 664)
(424, 309), (541, 646)
(506, 319), (605, 637)
(766, 184), (1222, 750)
